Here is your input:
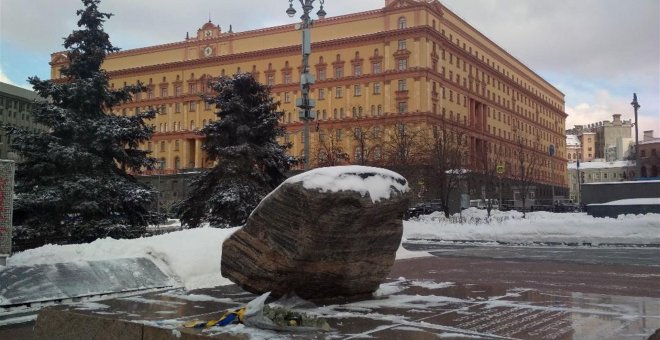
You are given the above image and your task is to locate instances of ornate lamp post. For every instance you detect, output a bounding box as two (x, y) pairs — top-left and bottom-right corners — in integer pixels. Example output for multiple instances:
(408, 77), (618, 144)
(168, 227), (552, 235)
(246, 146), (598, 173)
(286, 0), (326, 170)
(631, 93), (641, 179)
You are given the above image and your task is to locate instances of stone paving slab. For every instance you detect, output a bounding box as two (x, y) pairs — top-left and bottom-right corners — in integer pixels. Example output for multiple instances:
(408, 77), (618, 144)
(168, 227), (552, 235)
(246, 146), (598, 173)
(32, 272), (660, 339)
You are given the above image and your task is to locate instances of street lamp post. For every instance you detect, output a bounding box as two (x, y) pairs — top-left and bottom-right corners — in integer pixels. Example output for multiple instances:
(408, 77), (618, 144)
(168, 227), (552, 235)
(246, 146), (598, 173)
(156, 160), (164, 215)
(286, 0), (326, 171)
(631, 93), (641, 179)
(548, 144), (555, 211)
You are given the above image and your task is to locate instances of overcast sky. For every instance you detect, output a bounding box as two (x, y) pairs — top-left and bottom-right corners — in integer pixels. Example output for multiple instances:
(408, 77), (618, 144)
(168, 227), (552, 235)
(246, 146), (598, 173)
(1, 0), (658, 134)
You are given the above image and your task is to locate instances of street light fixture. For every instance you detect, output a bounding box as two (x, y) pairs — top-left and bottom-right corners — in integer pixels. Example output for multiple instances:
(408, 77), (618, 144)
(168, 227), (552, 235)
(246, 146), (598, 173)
(631, 93), (641, 179)
(286, 0), (325, 171)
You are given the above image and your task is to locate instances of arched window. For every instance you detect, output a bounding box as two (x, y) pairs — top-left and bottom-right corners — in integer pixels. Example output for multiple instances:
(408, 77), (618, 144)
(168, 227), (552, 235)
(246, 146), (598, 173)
(174, 156), (181, 170)
(358, 106), (363, 116)
(203, 119), (207, 126)
(352, 107), (357, 117)
(334, 108), (338, 119)
(398, 17), (407, 29)
(377, 105), (383, 115)
(190, 120), (195, 130)
(340, 108), (344, 118)
(371, 105), (376, 116)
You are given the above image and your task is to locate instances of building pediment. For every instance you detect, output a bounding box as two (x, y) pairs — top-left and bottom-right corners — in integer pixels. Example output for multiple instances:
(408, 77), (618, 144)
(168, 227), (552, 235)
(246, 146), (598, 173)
(195, 21), (222, 40)
(384, 0), (443, 17)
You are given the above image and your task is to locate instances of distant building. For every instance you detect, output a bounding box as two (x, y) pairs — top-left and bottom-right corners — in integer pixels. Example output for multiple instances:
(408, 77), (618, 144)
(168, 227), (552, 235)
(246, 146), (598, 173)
(0, 82), (44, 160)
(639, 130), (659, 178)
(566, 134), (581, 163)
(566, 114), (633, 162)
(51, 0), (569, 200)
(579, 131), (596, 162)
(567, 160), (635, 203)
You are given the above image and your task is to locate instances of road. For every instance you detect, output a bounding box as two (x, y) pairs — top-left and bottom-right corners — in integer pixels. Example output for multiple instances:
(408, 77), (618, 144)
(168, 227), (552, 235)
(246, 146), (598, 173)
(403, 241), (660, 267)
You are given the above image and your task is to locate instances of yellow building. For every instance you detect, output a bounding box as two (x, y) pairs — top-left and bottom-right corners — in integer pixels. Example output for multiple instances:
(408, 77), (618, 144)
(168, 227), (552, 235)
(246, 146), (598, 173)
(50, 0), (568, 191)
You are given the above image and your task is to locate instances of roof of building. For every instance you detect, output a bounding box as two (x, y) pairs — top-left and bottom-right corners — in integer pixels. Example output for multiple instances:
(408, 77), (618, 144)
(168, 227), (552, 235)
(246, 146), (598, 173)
(640, 138), (660, 145)
(567, 160), (634, 170)
(0, 82), (41, 101)
(566, 135), (580, 146)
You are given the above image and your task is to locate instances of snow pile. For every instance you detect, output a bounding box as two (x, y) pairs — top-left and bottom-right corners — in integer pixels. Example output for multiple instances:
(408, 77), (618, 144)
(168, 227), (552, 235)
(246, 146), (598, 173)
(8, 226), (239, 290)
(6, 209), (660, 291)
(405, 208), (660, 245)
(284, 166), (409, 203)
(592, 198), (660, 206)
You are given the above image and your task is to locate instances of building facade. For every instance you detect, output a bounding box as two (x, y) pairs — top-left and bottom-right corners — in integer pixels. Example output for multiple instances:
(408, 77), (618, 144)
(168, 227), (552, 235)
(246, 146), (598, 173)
(566, 134), (581, 163)
(0, 82), (44, 160)
(567, 114), (633, 162)
(567, 160), (636, 203)
(639, 130), (659, 178)
(51, 0), (568, 194)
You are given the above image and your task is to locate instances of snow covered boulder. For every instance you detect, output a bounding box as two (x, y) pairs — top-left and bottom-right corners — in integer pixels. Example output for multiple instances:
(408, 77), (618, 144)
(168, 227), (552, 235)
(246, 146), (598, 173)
(221, 166), (409, 300)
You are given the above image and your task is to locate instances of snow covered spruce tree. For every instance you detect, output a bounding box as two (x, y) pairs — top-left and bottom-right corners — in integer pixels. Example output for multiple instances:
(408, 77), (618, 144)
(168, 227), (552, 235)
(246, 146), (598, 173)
(4, 0), (159, 245)
(174, 74), (292, 228)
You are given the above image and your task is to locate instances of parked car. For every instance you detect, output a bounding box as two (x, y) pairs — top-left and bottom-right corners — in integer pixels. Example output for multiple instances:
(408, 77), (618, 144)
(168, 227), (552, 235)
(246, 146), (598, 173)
(469, 199), (499, 210)
(405, 200), (442, 219)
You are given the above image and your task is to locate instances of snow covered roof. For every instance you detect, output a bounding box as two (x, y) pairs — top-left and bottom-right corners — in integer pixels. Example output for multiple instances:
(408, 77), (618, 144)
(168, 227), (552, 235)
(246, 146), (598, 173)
(591, 198), (660, 206)
(567, 160), (634, 170)
(285, 166), (410, 203)
(566, 135), (580, 147)
(640, 138), (660, 145)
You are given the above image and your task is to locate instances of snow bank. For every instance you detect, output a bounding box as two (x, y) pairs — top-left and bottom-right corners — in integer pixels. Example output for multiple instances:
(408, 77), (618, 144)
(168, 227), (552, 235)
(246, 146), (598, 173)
(284, 166), (409, 203)
(6, 209), (659, 291)
(592, 198), (660, 206)
(405, 208), (660, 245)
(8, 226), (239, 290)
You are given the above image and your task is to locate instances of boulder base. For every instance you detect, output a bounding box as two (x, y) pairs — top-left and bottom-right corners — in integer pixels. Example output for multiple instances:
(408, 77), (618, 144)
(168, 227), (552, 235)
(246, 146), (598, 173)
(221, 167), (409, 300)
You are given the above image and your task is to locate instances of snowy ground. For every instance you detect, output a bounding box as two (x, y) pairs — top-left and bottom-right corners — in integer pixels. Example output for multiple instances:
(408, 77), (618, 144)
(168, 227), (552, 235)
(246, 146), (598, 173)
(4, 209), (659, 291)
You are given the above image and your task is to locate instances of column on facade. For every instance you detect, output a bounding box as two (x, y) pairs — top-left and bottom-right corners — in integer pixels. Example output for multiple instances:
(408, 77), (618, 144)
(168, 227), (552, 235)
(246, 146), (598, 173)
(165, 140), (173, 172)
(481, 103), (487, 132)
(384, 80), (391, 114)
(194, 139), (203, 168)
(413, 79), (420, 112)
(413, 38), (421, 68)
(182, 139), (191, 169)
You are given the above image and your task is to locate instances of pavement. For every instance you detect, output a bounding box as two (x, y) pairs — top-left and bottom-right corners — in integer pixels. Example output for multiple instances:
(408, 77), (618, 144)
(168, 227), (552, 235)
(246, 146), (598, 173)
(2, 243), (660, 339)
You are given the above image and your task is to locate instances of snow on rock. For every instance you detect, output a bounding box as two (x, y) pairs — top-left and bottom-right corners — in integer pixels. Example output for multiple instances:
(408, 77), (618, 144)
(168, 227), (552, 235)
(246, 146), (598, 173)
(284, 166), (409, 203)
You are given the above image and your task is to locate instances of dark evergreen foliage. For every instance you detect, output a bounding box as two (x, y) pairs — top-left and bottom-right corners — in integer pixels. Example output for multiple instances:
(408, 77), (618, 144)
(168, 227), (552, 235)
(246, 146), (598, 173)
(5, 0), (159, 245)
(174, 74), (292, 228)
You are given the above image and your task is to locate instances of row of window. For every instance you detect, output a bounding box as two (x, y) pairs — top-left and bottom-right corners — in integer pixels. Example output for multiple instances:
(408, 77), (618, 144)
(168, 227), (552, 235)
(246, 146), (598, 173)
(120, 100), (214, 116)
(282, 79), (406, 103)
(155, 119), (212, 133)
(438, 24), (562, 112)
(0, 97), (35, 111)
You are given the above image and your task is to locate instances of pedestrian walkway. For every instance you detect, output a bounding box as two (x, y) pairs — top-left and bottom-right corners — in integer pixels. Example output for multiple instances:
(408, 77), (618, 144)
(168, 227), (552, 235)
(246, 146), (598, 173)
(27, 255), (660, 339)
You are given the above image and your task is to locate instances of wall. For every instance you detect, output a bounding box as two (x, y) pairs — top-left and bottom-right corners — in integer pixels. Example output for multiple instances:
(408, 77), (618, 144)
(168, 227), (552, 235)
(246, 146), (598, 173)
(581, 180), (660, 205)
